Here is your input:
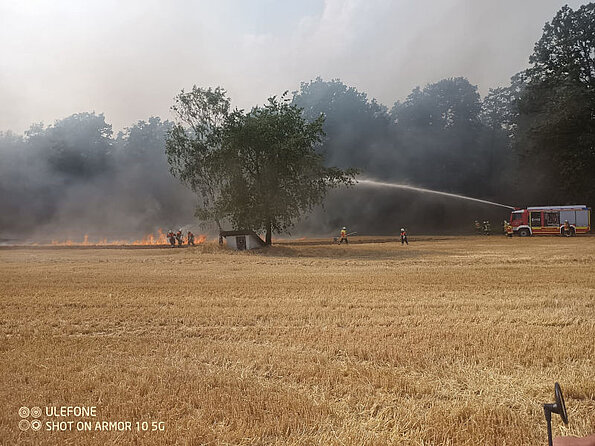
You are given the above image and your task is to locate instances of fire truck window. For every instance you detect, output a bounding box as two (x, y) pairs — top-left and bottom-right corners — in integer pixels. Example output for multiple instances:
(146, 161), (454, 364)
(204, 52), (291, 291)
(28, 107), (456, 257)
(530, 212), (542, 227)
(512, 212), (523, 221)
(544, 212), (560, 227)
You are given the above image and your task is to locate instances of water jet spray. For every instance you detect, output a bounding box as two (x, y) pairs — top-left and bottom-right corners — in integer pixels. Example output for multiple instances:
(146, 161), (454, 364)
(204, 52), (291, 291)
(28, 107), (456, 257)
(357, 178), (515, 210)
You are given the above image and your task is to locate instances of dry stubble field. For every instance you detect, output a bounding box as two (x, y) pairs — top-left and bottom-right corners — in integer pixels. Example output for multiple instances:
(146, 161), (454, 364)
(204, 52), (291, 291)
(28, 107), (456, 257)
(1, 236), (594, 445)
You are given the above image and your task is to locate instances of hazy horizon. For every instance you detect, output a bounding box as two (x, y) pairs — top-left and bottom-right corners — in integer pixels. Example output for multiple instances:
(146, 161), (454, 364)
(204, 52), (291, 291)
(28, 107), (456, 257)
(0, 0), (589, 134)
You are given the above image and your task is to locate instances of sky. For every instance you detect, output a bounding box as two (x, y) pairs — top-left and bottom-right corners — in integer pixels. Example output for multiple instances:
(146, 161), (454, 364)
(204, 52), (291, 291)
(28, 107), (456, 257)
(0, 0), (589, 134)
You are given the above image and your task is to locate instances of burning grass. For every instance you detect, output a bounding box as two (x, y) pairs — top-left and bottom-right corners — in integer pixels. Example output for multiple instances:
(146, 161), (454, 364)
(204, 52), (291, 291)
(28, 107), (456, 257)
(28, 229), (207, 247)
(1, 236), (594, 445)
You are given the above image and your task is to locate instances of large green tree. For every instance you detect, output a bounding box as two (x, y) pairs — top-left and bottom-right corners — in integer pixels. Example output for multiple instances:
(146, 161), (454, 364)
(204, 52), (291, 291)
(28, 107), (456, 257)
(516, 3), (595, 204)
(166, 89), (356, 244)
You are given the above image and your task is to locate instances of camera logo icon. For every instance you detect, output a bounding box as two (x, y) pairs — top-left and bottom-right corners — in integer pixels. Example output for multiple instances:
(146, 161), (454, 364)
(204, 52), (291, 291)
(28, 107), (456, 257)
(18, 406), (42, 432)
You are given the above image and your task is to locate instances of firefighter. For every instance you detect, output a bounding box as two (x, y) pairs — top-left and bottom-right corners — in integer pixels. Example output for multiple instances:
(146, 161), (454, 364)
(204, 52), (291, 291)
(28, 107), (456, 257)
(187, 231), (195, 246)
(176, 229), (183, 246)
(474, 220), (482, 234)
(339, 227), (349, 244)
(562, 220), (572, 237)
(483, 220), (491, 235)
(505, 220), (513, 237)
(400, 228), (408, 245)
(167, 229), (176, 247)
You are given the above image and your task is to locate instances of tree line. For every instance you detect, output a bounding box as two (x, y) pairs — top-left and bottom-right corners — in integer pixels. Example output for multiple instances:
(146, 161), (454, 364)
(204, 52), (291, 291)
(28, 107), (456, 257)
(294, 3), (594, 208)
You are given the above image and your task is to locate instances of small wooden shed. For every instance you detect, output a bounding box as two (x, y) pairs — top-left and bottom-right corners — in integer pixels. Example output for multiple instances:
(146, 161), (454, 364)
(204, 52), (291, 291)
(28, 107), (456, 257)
(220, 230), (266, 250)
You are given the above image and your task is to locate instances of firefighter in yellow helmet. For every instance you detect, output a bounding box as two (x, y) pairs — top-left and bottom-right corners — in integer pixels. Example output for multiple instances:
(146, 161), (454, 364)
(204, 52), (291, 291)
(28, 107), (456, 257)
(504, 220), (513, 237)
(339, 227), (349, 244)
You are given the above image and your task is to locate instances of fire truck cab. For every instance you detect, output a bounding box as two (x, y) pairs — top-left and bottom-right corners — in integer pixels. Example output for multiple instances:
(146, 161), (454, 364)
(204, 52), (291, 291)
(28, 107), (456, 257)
(509, 205), (591, 237)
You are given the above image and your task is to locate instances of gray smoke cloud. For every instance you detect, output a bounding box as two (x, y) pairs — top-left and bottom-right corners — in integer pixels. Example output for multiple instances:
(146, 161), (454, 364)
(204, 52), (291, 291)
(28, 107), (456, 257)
(0, 115), (196, 243)
(0, 1), (585, 134)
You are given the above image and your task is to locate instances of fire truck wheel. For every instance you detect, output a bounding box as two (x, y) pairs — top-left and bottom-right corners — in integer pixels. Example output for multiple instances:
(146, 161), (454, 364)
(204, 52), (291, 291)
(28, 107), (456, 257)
(518, 228), (530, 237)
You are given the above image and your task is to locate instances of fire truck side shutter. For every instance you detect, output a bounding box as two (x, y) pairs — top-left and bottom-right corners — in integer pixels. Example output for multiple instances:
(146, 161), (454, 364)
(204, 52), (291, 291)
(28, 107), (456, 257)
(576, 210), (589, 227)
(560, 210), (576, 225)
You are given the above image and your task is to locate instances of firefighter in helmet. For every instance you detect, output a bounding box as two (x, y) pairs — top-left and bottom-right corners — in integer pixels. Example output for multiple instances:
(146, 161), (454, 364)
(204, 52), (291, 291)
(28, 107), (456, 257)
(504, 220), (513, 237)
(562, 220), (572, 237)
(176, 229), (183, 246)
(400, 228), (408, 245)
(187, 231), (195, 246)
(339, 227), (349, 244)
(167, 229), (176, 247)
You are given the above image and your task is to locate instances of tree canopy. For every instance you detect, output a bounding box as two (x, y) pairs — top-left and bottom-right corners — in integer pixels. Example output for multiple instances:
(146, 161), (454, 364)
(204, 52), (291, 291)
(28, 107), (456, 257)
(166, 88), (356, 243)
(515, 3), (595, 204)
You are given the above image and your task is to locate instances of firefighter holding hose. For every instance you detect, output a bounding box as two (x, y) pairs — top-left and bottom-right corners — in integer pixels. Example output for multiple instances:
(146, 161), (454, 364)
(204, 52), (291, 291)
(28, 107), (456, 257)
(400, 228), (408, 245)
(339, 227), (349, 244)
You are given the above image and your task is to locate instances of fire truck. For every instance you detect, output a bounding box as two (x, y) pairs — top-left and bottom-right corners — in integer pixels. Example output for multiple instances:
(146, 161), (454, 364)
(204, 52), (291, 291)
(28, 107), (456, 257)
(509, 205), (591, 236)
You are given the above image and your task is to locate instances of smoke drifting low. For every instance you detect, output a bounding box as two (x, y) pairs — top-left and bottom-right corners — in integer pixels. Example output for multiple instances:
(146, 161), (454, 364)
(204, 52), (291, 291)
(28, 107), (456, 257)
(0, 76), (520, 242)
(0, 114), (196, 243)
(297, 187), (511, 237)
(291, 77), (518, 236)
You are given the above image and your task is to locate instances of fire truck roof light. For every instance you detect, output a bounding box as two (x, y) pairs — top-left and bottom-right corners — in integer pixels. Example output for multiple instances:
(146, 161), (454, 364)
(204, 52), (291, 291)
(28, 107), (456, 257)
(526, 205), (588, 210)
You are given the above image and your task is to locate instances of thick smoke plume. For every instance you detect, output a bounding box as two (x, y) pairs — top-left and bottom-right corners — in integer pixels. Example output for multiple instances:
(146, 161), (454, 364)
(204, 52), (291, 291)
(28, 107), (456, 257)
(0, 114), (195, 243)
(1, 67), (592, 241)
(291, 77), (518, 236)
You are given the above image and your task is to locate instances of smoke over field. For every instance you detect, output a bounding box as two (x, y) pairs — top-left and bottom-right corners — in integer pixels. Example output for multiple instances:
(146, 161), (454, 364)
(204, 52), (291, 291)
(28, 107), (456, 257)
(0, 104), (516, 243)
(0, 78), (525, 243)
(0, 115), (196, 243)
(4, 18), (595, 242)
(1, 237), (594, 444)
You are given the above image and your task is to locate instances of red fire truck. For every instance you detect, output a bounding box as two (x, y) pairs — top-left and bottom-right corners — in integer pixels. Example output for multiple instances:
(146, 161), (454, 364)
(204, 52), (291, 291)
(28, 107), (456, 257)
(509, 205), (591, 236)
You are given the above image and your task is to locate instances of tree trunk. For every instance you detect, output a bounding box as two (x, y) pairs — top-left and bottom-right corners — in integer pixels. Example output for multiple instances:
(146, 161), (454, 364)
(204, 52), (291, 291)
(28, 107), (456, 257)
(265, 218), (272, 245)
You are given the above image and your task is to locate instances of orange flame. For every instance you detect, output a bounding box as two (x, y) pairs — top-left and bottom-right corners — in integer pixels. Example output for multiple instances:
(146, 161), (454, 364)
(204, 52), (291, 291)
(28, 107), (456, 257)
(40, 229), (207, 246)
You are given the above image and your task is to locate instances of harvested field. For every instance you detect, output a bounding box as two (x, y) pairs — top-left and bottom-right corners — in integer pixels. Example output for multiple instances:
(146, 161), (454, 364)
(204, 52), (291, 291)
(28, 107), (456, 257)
(1, 236), (594, 445)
